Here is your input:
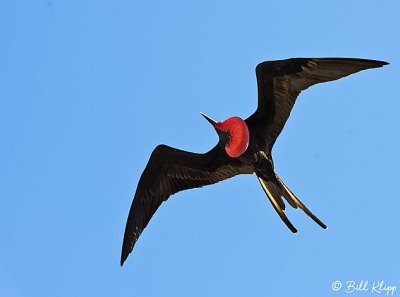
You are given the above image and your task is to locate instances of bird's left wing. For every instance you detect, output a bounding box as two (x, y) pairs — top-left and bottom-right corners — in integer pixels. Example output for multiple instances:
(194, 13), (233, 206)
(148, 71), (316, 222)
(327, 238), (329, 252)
(121, 144), (253, 266)
(251, 58), (388, 148)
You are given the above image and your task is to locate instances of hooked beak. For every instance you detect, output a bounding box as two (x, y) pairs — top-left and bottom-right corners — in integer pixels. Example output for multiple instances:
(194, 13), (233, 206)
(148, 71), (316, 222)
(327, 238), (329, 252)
(200, 112), (218, 127)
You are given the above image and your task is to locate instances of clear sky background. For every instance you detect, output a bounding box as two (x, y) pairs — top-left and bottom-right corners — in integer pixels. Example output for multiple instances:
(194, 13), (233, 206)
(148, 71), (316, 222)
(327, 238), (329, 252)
(1, 1), (399, 296)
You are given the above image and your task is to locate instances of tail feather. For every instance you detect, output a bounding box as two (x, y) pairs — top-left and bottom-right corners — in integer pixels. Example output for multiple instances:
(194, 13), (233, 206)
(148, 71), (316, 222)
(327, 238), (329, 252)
(275, 175), (327, 230)
(258, 174), (327, 232)
(268, 181), (286, 210)
(277, 182), (298, 209)
(258, 177), (297, 233)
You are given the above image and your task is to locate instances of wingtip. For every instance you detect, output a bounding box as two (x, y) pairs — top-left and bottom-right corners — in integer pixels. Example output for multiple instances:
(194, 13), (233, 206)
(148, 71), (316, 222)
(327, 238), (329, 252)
(364, 58), (389, 66)
(376, 60), (389, 67)
(368, 59), (389, 68)
(120, 251), (128, 267)
(381, 60), (389, 66)
(346, 58), (389, 68)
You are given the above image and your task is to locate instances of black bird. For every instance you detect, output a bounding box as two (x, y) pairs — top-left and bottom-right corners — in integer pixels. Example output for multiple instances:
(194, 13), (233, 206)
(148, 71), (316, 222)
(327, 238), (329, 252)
(121, 57), (388, 266)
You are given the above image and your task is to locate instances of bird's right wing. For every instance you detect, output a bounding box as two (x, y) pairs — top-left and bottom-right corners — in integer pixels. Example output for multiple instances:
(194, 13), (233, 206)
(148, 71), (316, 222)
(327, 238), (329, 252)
(252, 58), (388, 148)
(120, 144), (253, 266)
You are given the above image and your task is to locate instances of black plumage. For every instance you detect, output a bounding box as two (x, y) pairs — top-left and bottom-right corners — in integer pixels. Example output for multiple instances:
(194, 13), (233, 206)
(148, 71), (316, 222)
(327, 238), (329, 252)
(121, 57), (388, 266)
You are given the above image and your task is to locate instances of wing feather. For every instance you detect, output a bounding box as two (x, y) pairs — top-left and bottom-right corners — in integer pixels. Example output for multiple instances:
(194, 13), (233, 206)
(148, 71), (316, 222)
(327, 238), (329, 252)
(251, 57), (388, 148)
(120, 144), (252, 266)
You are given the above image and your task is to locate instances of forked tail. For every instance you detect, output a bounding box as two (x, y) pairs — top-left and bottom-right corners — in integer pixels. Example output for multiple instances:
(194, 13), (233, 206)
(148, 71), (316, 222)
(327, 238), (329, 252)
(257, 174), (327, 232)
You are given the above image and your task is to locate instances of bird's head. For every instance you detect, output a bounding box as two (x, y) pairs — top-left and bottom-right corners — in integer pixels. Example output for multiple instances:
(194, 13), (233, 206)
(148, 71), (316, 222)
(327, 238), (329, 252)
(200, 112), (250, 158)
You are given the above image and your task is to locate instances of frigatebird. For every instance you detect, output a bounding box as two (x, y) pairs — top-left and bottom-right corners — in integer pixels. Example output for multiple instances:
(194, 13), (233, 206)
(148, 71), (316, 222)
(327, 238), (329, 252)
(121, 57), (388, 266)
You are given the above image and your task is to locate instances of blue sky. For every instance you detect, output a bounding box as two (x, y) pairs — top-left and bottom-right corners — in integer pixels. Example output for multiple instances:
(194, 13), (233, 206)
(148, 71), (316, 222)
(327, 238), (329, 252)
(1, 1), (399, 296)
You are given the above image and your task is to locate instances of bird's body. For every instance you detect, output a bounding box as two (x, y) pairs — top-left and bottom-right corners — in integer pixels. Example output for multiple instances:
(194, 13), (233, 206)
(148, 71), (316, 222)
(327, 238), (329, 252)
(120, 57), (388, 266)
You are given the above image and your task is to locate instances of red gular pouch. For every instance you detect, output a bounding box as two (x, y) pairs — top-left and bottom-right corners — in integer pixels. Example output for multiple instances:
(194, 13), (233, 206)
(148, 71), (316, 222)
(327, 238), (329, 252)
(214, 117), (250, 158)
